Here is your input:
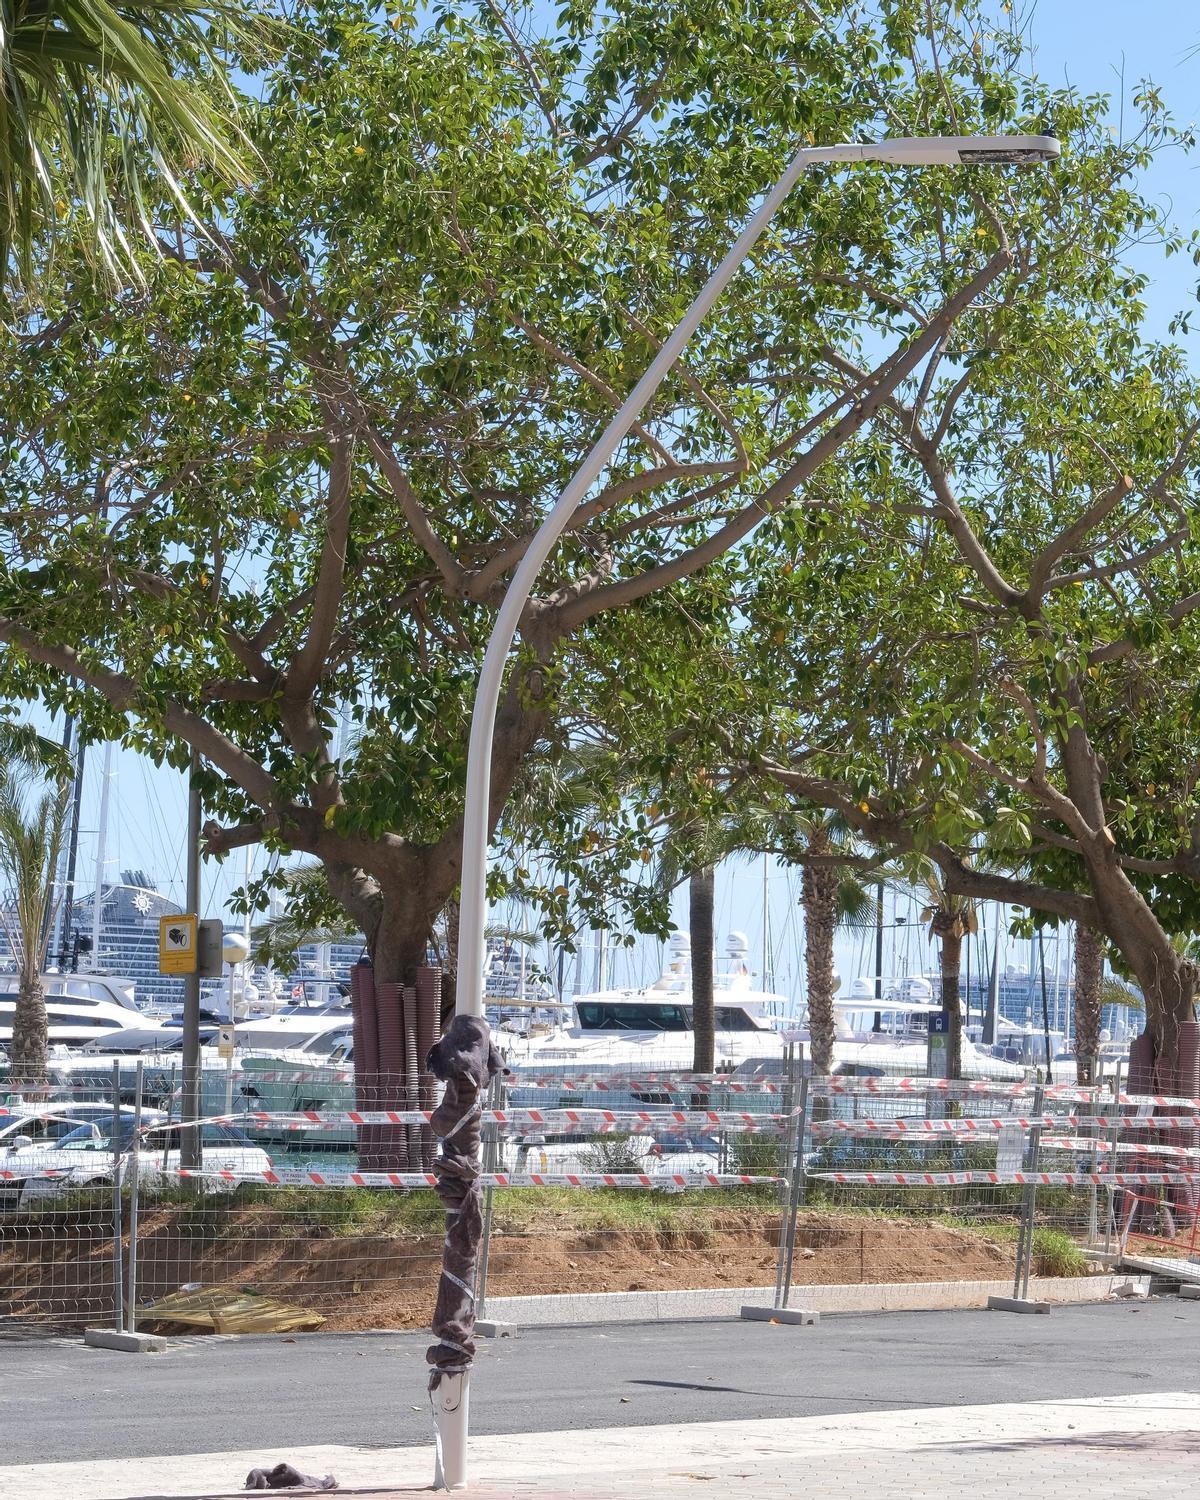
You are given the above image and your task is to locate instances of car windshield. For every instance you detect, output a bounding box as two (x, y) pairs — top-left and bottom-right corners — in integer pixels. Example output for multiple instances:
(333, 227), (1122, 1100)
(57, 1120), (143, 1151)
(56, 1123), (111, 1150)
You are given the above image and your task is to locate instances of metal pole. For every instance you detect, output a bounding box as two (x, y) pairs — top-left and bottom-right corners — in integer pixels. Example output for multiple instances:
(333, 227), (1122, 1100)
(59, 738), (86, 969)
(1015, 1083), (1045, 1299)
(125, 1061), (143, 1333)
(1037, 927), (1053, 1083)
(1105, 1059), (1124, 1257)
(443, 132), (1057, 1493)
(780, 1066), (809, 1310)
(181, 755), (203, 1171)
(773, 1043), (796, 1309)
(90, 742), (114, 965)
(110, 1061), (124, 1331)
(872, 883), (884, 1033)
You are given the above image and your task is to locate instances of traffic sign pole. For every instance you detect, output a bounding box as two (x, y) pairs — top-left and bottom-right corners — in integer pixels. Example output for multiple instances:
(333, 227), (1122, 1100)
(181, 757), (203, 1172)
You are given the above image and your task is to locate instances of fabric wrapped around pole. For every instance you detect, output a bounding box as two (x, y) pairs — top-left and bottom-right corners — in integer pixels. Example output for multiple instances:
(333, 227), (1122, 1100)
(425, 1015), (504, 1390)
(375, 981), (409, 1170)
(416, 967), (442, 1171)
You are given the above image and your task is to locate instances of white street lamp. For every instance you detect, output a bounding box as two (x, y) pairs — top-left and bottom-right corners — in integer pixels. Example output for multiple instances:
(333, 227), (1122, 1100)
(436, 131), (1058, 1490)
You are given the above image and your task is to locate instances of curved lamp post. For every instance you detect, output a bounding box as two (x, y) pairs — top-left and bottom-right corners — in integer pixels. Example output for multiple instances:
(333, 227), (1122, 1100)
(435, 132), (1059, 1489)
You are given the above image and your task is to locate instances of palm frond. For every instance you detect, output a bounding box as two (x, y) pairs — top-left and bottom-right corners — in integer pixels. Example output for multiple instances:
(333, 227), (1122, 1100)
(1098, 977), (1144, 1012)
(0, 763), (70, 973)
(1, 0), (267, 288)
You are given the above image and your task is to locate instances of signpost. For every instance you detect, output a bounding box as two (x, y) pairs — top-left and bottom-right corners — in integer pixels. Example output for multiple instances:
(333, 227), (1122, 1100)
(926, 1010), (951, 1081)
(158, 915), (197, 975)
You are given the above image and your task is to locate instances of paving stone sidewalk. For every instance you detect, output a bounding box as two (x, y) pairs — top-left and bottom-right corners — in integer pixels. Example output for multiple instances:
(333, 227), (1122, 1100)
(3, 1392), (1198, 1499)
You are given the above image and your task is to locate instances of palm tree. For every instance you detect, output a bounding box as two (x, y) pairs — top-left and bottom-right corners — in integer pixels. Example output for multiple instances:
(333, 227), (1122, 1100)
(0, 764), (71, 1084)
(2, 0), (254, 286)
(801, 823), (876, 1074)
(919, 874), (978, 1080)
(688, 863), (716, 1074)
(1072, 925), (1103, 1084)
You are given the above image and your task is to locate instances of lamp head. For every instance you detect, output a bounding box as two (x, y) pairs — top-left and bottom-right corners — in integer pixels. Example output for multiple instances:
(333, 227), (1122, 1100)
(868, 134), (1060, 166)
(222, 932), (251, 966)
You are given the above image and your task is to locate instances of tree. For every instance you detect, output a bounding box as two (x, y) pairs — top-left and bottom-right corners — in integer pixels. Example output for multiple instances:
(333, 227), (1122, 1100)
(1, 0), (255, 288)
(721, 77), (1200, 1068)
(800, 822), (876, 1074)
(1073, 924), (1104, 1085)
(688, 863), (715, 1074)
(918, 874), (977, 1080)
(0, 764), (70, 1083)
(0, 0), (1069, 1003)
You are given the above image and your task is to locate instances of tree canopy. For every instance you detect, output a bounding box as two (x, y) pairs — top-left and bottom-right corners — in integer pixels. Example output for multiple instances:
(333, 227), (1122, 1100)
(0, 0), (1157, 1008)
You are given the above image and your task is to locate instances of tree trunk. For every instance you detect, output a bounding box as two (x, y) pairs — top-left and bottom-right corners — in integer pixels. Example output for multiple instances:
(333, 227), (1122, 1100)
(10, 972), (48, 1086)
(690, 866), (715, 1075)
(931, 915), (963, 1080)
(1057, 716), (1197, 1060)
(802, 829), (839, 1074)
(1073, 925), (1103, 1085)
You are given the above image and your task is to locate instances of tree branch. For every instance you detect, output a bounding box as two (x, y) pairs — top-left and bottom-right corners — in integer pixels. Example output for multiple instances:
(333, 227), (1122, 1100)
(287, 436), (354, 700)
(557, 248), (1013, 629)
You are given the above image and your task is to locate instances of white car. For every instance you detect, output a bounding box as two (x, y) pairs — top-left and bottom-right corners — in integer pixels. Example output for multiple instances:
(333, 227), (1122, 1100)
(0, 1102), (141, 1149)
(0, 1114), (272, 1212)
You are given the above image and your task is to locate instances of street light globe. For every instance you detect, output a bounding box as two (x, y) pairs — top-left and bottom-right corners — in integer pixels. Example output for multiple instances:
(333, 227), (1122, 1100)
(222, 932), (251, 966)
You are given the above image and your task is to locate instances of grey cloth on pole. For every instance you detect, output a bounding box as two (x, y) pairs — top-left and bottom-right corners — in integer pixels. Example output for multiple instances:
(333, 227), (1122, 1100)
(425, 1014), (505, 1389)
(244, 1462), (337, 1490)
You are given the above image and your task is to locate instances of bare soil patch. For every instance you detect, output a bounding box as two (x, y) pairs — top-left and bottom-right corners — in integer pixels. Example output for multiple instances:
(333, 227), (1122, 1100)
(1, 1199), (1017, 1333)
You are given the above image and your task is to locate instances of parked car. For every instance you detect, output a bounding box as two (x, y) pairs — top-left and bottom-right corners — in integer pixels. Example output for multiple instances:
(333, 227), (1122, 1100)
(0, 1115), (272, 1212)
(0, 1102), (141, 1150)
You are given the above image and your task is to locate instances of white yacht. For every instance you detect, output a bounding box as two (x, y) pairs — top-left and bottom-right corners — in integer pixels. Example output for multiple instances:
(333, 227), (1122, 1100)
(507, 931), (791, 1081)
(507, 942), (1026, 1104)
(827, 975), (1027, 1081)
(0, 973), (153, 1053)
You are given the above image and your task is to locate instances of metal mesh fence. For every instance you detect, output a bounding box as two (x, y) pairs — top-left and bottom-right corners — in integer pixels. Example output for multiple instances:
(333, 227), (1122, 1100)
(10, 1061), (1200, 1337)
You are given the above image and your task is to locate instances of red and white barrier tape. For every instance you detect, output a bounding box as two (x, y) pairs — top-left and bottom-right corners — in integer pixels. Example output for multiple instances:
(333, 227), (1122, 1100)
(510, 1074), (788, 1093)
(812, 1169), (1200, 1186)
(812, 1115), (1200, 1136)
(169, 1166), (779, 1190)
(189, 1107), (792, 1134)
(811, 1077), (1200, 1110)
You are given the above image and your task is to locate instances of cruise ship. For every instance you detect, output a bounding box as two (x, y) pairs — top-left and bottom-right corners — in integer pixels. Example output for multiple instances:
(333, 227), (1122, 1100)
(0, 869), (365, 1016)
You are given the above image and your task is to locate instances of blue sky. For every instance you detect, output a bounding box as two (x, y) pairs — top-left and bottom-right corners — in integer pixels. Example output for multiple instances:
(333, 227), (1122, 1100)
(41, 1), (1200, 1006)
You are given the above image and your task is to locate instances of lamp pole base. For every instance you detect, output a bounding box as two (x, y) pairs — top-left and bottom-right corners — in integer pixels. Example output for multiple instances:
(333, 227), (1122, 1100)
(433, 1370), (471, 1490)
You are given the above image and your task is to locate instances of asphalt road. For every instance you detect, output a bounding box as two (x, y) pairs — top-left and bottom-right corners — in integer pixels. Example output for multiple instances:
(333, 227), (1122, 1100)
(3, 1300), (1196, 1464)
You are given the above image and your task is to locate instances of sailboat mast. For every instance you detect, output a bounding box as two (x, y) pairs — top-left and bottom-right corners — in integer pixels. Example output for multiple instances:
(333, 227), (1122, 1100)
(59, 737), (87, 970)
(872, 881), (884, 1032)
(90, 742), (114, 965)
(40, 713), (74, 959)
(983, 910), (1001, 1046)
(761, 853), (771, 991)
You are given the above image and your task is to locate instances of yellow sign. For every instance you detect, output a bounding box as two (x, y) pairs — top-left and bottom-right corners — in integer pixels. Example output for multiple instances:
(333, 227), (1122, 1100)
(159, 914), (198, 974)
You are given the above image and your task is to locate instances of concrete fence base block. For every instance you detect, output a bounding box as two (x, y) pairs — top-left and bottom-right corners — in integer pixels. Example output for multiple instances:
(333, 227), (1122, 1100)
(1179, 1285), (1200, 1300)
(84, 1328), (168, 1353)
(740, 1304), (820, 1326)
(986, 1295), (1050, 1315)
(475, 1320), (518, 1338)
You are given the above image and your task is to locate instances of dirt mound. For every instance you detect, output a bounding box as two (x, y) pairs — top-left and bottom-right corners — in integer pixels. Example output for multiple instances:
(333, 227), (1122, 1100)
(1, 1205), (1017, 1333)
